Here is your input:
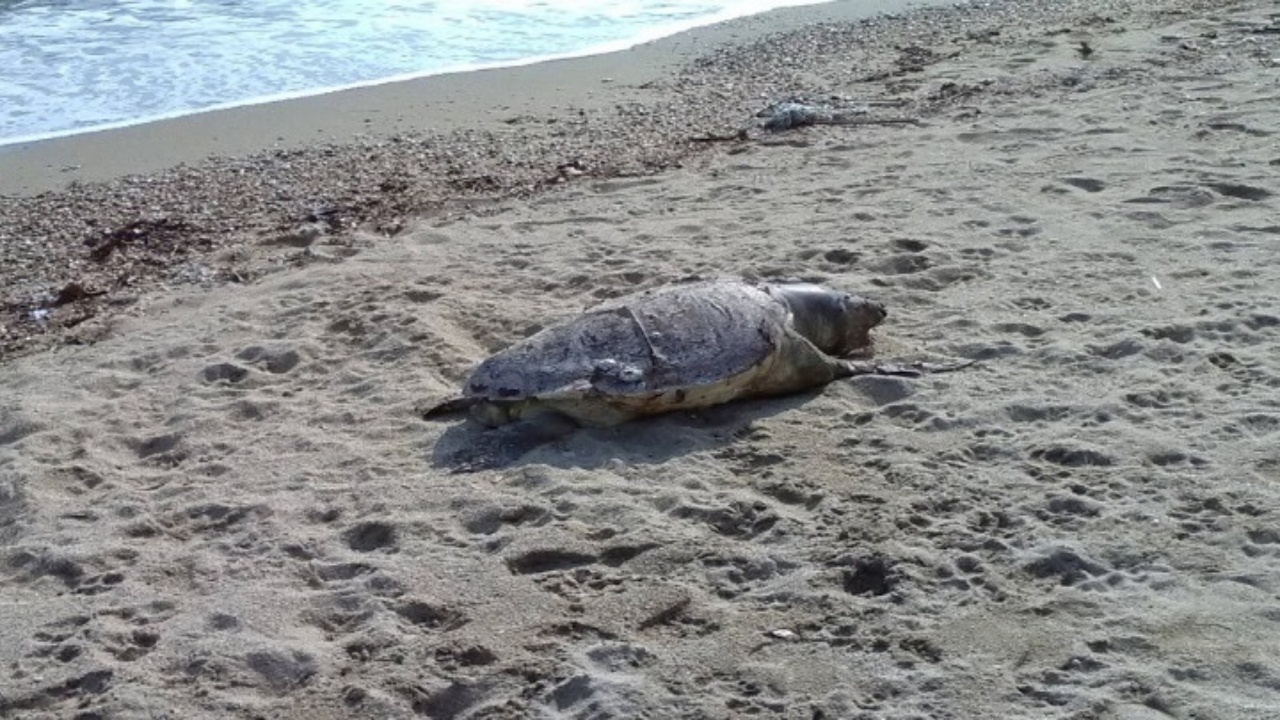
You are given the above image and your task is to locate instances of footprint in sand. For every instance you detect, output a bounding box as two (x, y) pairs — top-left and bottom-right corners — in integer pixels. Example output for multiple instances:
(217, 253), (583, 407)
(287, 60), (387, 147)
(343, 520), (399, 553)
(200, 361), (249, 384)
(235, 345), (301, 374)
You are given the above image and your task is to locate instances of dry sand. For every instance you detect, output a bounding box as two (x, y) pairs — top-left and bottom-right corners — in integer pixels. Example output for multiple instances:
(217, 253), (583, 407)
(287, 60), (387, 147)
(3, 0), (1280, 717)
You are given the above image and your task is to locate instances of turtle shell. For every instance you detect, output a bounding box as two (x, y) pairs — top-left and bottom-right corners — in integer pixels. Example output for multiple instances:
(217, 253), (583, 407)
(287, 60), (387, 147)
(462, 280), (789, 403)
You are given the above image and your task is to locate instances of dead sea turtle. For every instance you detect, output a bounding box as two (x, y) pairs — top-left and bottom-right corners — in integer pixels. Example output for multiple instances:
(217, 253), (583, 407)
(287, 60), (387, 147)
(423, 278), (962, 429)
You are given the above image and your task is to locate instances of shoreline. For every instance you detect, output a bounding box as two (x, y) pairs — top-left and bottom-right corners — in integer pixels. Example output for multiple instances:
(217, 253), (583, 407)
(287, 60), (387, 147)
(0, 0), (950, 198)
(0, 0), (879, 152)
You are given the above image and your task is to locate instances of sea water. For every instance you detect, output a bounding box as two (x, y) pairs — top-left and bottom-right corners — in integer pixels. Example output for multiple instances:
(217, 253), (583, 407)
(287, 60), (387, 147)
(0, 0), (832, 145)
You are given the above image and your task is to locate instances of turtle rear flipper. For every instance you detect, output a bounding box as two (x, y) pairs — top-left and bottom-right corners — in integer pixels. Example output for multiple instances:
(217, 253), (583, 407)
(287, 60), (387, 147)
(431, 411), (579, 473)
(421, 396), (482, 421)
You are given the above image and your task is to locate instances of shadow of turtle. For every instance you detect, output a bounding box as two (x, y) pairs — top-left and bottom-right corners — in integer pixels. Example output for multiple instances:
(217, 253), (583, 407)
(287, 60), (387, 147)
(428, 391), (825, 474)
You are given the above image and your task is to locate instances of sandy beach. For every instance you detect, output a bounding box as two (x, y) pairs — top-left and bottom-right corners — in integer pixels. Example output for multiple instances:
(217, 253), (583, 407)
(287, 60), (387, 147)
(3, 0), (1279, 717)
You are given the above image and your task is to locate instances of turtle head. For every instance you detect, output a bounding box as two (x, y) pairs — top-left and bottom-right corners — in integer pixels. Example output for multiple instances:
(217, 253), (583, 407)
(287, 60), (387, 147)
(774, 284), (886, 356)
